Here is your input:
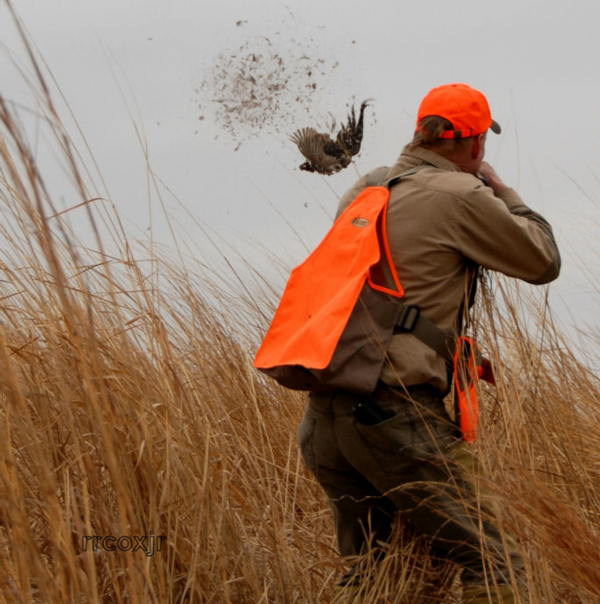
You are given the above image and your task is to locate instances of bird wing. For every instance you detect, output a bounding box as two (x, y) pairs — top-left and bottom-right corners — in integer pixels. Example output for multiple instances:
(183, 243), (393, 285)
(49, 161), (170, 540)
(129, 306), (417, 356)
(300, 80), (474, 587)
(336, 100), (369, 157)
(290, 127), (343, 165)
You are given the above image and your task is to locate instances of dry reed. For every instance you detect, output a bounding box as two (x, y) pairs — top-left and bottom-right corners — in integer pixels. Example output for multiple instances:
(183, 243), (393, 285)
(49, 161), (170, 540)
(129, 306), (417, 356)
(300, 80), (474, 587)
(1, 8), (600, 604)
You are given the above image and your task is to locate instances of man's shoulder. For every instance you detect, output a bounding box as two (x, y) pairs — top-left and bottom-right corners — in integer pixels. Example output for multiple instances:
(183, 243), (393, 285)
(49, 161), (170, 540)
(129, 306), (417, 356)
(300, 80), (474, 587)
(364, 166), (391, 186)
(336, 167), (390, 217)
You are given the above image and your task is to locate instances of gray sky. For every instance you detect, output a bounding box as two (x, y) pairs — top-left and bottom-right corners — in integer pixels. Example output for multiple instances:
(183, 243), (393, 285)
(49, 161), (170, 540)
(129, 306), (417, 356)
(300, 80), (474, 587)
(2, 0), (599, 350)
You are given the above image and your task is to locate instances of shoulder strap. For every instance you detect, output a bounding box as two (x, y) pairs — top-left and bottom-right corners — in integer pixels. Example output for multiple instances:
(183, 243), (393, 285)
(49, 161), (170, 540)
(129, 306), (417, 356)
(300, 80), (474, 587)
(393, 305), (454, 362)
(371, 165), (455, 362)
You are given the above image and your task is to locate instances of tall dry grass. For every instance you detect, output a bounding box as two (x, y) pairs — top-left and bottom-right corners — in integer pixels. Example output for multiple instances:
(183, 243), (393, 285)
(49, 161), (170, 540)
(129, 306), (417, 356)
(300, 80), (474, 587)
(2, 11), (600, 604)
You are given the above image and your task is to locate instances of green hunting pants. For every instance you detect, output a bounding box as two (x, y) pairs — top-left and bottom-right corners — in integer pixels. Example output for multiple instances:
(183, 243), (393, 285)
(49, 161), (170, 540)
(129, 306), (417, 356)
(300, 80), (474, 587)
(297, 384), (523, 588)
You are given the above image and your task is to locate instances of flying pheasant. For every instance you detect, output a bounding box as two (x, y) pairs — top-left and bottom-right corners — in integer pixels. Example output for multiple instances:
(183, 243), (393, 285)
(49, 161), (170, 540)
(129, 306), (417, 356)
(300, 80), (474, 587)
(290, 100), (371, 175)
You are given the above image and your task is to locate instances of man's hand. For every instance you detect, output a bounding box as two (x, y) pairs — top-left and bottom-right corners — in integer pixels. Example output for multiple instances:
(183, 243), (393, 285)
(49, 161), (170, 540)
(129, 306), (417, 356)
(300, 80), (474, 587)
(478, 161), (508, 195)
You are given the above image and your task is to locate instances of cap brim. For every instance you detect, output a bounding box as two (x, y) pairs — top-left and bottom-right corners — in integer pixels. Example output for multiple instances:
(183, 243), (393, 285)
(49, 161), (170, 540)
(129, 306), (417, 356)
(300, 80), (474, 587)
(490, 120), (501, 134)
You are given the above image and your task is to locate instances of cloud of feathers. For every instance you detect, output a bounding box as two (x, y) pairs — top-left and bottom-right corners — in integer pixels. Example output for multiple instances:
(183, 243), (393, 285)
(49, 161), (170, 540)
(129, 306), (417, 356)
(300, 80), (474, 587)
(195, 32), (352, 147)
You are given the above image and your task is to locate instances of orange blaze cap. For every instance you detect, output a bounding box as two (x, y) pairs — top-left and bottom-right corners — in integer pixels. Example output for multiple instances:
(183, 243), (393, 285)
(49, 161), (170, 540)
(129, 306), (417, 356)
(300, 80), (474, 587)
(417, 83), (501, 139)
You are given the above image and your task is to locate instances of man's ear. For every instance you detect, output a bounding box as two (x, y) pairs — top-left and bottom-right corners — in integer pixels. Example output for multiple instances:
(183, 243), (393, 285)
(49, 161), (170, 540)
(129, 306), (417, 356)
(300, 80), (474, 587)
(470, 134), (484, 159)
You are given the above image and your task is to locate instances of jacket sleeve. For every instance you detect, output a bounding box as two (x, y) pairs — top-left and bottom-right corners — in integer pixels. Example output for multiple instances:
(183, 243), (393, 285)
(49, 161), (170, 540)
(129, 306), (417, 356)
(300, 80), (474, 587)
(452, 184), (561, 284)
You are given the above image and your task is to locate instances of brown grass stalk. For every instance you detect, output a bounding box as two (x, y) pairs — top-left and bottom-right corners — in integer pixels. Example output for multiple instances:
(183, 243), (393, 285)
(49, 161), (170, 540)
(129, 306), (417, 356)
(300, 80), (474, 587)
(1, 8), (600, 603)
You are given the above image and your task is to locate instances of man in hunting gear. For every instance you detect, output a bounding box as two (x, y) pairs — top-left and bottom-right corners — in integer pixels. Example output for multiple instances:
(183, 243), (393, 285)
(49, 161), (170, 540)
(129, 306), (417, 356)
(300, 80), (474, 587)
(296, 83), (560, 603)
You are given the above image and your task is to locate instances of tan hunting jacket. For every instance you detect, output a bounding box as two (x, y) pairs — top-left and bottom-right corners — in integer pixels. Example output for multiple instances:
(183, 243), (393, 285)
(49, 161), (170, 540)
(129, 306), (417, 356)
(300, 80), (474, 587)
(336, 145), (561, 392)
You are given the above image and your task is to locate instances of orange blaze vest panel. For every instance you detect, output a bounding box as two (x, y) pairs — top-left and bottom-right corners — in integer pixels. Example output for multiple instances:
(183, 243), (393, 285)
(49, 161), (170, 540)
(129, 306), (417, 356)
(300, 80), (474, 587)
(453, 336), (483, 443)
(254, 184), (404, 394)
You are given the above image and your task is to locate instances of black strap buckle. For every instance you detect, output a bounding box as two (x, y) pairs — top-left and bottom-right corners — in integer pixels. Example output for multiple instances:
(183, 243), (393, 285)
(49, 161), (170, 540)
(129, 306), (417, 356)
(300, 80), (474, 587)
(395, 305), (420, 332)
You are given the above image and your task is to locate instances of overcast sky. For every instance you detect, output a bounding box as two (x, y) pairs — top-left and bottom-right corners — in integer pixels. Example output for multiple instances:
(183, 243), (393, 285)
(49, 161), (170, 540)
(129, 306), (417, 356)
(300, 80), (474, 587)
(2, 0), (599, 351)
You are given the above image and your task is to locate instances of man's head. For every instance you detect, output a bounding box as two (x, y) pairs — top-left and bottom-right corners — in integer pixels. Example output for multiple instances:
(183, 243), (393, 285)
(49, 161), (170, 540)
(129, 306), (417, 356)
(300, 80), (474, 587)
(410, 83), (501, 174)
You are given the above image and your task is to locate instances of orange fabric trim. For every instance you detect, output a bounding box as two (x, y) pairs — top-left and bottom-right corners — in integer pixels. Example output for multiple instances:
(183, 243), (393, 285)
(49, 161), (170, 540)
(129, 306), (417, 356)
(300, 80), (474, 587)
(366, 279), (404, 297)
(378, 190), (404, 296)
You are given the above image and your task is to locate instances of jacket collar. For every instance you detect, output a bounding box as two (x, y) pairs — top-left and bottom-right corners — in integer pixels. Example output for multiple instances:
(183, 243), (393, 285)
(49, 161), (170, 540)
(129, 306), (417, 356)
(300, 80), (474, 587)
(388, 145), (462, 178)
